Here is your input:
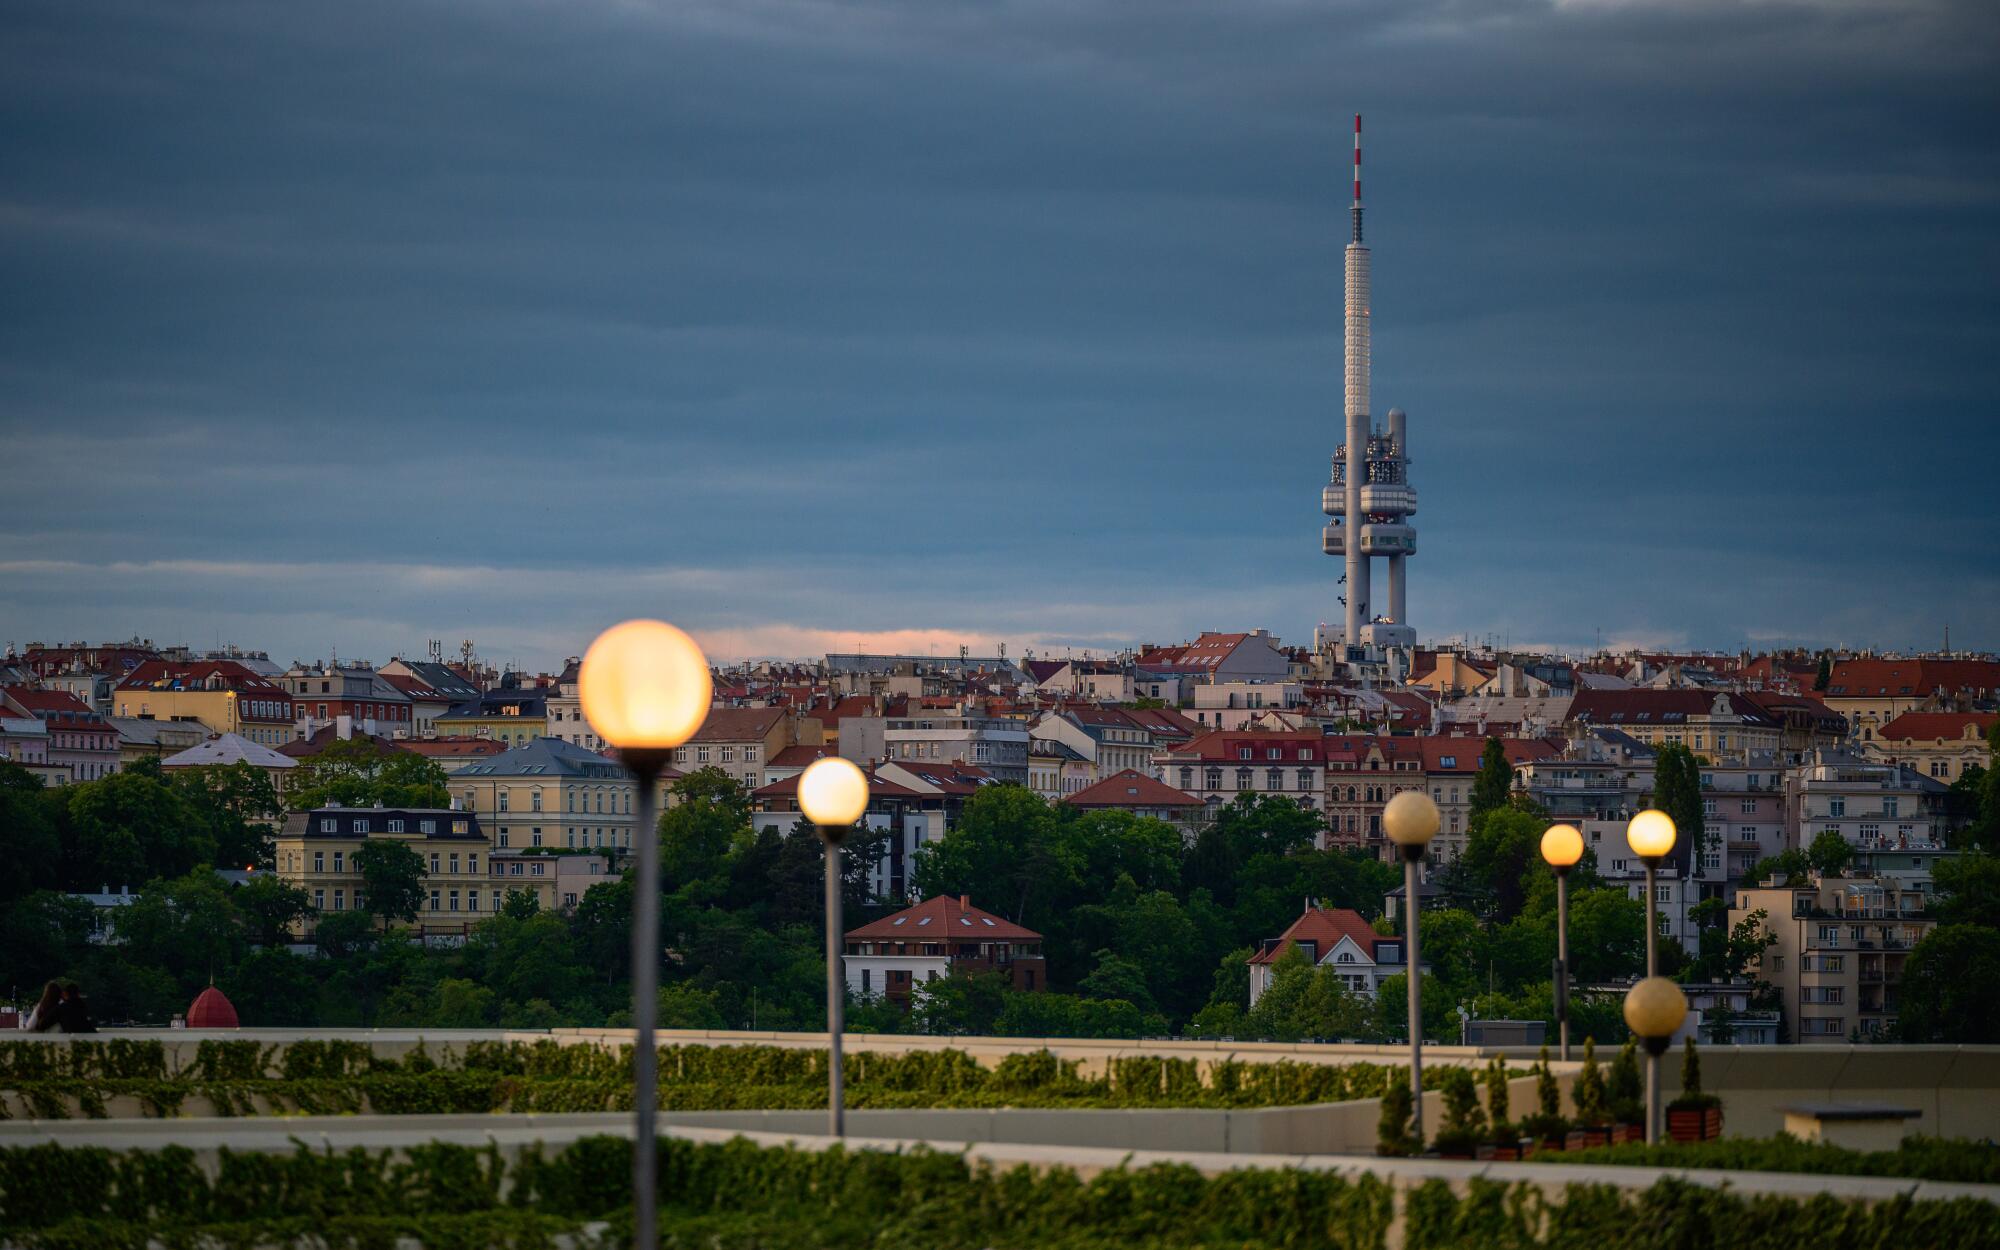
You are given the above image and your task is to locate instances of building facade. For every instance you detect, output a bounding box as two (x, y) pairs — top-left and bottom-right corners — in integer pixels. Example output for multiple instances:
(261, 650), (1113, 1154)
(275, 805), (488, 939)
(843, 894), (1045, 1003)
(1731, 873), (1935, 1042)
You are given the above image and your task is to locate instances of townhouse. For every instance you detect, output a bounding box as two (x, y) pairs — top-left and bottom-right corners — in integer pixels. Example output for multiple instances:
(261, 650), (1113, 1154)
(113, 660), (297, 747)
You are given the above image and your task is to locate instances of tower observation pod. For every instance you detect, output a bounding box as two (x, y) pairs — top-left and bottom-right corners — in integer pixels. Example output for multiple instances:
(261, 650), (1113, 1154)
(1321, 114), (1417, 661)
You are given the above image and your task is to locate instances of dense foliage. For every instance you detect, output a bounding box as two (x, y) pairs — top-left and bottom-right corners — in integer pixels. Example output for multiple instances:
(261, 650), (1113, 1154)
(1547, 1134), (2000, 1185)
(2, 1135), (1995, 1250)
(0, 1038), (1497, 1119)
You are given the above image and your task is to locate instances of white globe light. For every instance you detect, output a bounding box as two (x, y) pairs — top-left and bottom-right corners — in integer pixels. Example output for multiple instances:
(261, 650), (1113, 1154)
(1383, 790), (1441, 847)
(798, 757), (870, 827)
(1541, 823), (1585, 869)
(579, 619), (712, 750)
(1626, 808), (1678, 860)
(1623, 975), (1689, 1040)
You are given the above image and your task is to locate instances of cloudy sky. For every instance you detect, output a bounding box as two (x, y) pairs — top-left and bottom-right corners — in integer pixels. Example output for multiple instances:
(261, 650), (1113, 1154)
(3, 0), (1996, 670)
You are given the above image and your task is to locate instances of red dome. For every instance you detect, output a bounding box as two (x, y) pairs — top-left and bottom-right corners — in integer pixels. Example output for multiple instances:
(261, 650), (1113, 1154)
(186, 986), (240, 1029)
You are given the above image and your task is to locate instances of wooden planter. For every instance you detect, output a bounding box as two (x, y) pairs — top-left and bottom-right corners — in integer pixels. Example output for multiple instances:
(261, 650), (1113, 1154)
(1477, 1142), (1526, 1161)
(1613, 1123), (1646, 1145)
(1669, 1105), (1724, 1142)
(1566, 1126), (1615, 1150)
(1530, 1136), (1567, 1156)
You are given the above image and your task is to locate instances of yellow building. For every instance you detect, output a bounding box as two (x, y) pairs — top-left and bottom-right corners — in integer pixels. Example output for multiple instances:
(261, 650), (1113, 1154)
(449, 736), (641, 855)
(276, 804), (489, 939)
(1869, 712), (1996, 784)
(113, 660), (298, 747)
(1731, 872), (1935, 1043)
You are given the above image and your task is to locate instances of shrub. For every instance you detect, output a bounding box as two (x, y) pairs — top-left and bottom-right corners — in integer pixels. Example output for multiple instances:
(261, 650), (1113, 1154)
(1571, 1037), (1609, 1126)
(1519, 1046), (1566, 1141)
(1483, 1056), (1514, 1145)
(1432, 1067), (1486, 1156)
(1668, 1036), (1720, 1112)
(1377, 1079), (1418, 1157)
(1607, 1039), (1644, 1126)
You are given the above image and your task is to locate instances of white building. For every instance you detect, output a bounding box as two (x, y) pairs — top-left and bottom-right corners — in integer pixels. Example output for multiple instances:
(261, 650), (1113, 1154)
(1246, 905), (1413, 1005)
(882, 713), (1029, 784)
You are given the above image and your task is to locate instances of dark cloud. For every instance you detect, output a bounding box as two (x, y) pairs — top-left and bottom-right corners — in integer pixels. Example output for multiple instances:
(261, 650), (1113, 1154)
(2, 0), (1996, 662)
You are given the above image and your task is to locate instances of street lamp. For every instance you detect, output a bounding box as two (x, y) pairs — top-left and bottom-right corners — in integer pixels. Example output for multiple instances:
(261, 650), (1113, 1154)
(1626, 809), (1677, 977)
(579, 619), (711, 1250)
(797, 755), (869, 1139)
(1540, 822), (1584, 1061)
(1623, 975), (1688, 1144)
(1383, 789), (1440, 1141)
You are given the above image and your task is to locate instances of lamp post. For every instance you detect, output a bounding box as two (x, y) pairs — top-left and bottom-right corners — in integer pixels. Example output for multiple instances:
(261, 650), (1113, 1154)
(579, 619), (712, 1250)
(1626, 809), (1676, 977)
(1623, 975), (1688, 1145)
(1540, 823), (1584, 1061)
(796, 756), (870, 1139)
(1383, 789), (1441, 1141)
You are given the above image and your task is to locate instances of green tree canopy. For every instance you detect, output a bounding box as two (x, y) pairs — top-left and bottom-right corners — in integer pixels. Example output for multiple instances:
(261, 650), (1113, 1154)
(1933, 852), (2000, 929)
(285, 738), (449, 812)
(1899, 924), (2000, 1042)
(1806, 830), (1854, 876)
(1468, 738), (1515, 821)
(355, 839), (427, 929)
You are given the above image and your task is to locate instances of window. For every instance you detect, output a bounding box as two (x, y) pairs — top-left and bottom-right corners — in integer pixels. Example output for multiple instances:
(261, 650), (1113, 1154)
(498, 831), (510, 848)
(332, 851), (344, 873)
(1656, 884), (1671, 903)
(449, 891), (460, 912)
(1818, 925), (1840, 944)
(313, 852), (325, 873)
(332, 889), (344, 911)
(421, 820), (436, 834)
(319, 818), (336, 833)
(1267, 768), (1284, 790)
(428, 889), (440, 911)
(531, 790), (542, 812)
(468, 854), (478, 874)
(1235, 767), (1253, 789)
(1740, 799), (1755, 814)
(861, 969), (871, 994)
(531, 862), (546, 876)
(430, 853), (441, 873)
(352, 819), (365, 834)
(1884, 797), (1900, 818)
(313, 889), (324, 910)
(449, 853), (460, 874)
(1830, 798), (1846, 818)
(499, 790), (510, 811)
(1238, 747), (1252, 761)
(387, 819), (404, 833)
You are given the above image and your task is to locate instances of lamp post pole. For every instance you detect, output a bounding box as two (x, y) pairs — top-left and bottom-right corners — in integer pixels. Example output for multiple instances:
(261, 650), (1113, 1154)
(1643, 859), (1658, 977)
(819, 823), (846, 1138)
(623, 751), (669, 1250)
(795, 757), (870, 1141)
(1403, 849), (1423, 1138)
(1554, 866), (1571, 1061)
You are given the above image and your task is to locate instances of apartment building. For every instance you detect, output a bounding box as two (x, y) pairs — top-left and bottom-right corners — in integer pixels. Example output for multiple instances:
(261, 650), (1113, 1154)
(882, 712), (1027, 784)
(843, 894), (1046, 1003)
(1423, 735), (1563, 859)
(1153, 729), (1330, 824)
(1820, 657), (2000, 745)
(1868, 711), (1996, 783)
(1731, 872), (1935, 1042)
(1188, 681), (1307, 731)
(1031, 706), (1157, 779)
(1789, 749), (1947, 853)
(112, 660), (297, 746)
(280, 663), (415, 740)
(671, 706), (813, 792)
(451, 737), (636, 854)
(1028, 737), (1093, 800)
(1135, 630), (1291, 685)
(1, 688), (122, 782)
(1062, 769), (1206, 838)
(1565, 689), (1785, 761)
(275, 805), (487, 939)
(488, 849), (611, 914)
(435, 676), (550, 748)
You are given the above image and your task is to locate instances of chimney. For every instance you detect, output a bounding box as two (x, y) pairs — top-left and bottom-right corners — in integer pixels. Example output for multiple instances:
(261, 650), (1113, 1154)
(959, 894), (969, 908)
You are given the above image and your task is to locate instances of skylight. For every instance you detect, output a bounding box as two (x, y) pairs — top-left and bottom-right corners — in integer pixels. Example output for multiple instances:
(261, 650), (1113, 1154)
(917, 917), (931, 926)
(981, 918), (995, 926)
(960, 917), (972, 926)
(892, 917), (906, 926)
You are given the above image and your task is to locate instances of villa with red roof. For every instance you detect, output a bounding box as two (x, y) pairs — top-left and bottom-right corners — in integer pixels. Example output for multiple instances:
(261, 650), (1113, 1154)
(1247, 904), (1415, 1004)
(844, 894), (1045, 1003)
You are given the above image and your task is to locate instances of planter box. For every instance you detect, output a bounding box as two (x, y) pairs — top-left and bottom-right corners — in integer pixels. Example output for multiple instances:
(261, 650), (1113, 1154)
(1528, 1136), (1567, 1157)
(1613, 1123), (1646, 1145)
(1669, 1105), (1724, 1142)
(1566, 1126), (1615, 1150)
(1476, 1142), (1525, 1161)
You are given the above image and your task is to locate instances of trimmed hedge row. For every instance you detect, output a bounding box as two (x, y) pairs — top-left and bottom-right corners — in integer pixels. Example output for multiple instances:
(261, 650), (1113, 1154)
(1, 1135), (1994, 1250)
(1, 1039), (1493, 1119)
(1546, 1134), (2000, 1185)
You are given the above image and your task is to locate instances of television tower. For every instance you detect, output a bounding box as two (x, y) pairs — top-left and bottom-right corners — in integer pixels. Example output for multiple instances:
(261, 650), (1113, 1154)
(1322, 114), (1417, 664)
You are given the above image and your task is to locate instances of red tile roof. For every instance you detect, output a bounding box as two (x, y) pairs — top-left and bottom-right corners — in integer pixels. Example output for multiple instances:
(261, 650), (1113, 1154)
(1877, 712), (1998, 743)
(1825, 659), (2000, 700)
(846, 893), (1041, 942)
(399, 737), (514, 759)
(2, 687), (98, 718)
(1247, 906), (1383, 965)
(686, 706), (787, 742)
(1064, 769), (1205, 809)
(754, 767), (922, 801)
(117, 659), (285, 694)
(767, 744), (835, 769)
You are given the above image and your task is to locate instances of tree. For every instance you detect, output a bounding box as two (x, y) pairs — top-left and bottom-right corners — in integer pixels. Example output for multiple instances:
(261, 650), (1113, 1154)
(1745, 849), (1809, 885)
(1565, 887), (1647, 983)
(224, 948), (320, 1026)
(354, 839), (427, 930)
(113, 870), (248, 999)
(1651, 743), (1706, 856)
(910, 969), (1008, 1036)
(285, 738), (449, 811)
(1077, 949), (1156, 1014)
(1806, 830), (1853, 877)
(1813, 654), (1831, 691)
(234, 874), (314, 946)
(1468, 738), (1514, 824)
(172, 763), (283, 869)
(65, 771), (213, 888)
(1898, 924), (2000, 1042)
(658, 768), (750, 891)
(1933, 853), (2000, 929)
(0, 761), (62, 901)
(912, 784), (1080, 925)
(1458, 806), (1543, 921)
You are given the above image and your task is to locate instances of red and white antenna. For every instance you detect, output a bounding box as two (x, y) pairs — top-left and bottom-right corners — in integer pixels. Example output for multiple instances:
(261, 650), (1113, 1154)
(1352, 113), (1364, 243)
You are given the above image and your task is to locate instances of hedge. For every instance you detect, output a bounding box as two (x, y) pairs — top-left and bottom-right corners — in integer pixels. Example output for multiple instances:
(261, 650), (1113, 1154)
(1545, 1134), (2000, 1185)
(1, 1135), (1994, 1250)
(0, 1039), (1499, 1119)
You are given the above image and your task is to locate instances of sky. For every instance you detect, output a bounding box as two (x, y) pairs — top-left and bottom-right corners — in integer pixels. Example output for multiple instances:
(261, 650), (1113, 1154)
(2, 0), (1997, 671)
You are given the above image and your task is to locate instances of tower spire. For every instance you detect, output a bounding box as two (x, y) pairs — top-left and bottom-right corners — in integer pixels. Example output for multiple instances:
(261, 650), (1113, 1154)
(1352, 113), (1363, 244)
